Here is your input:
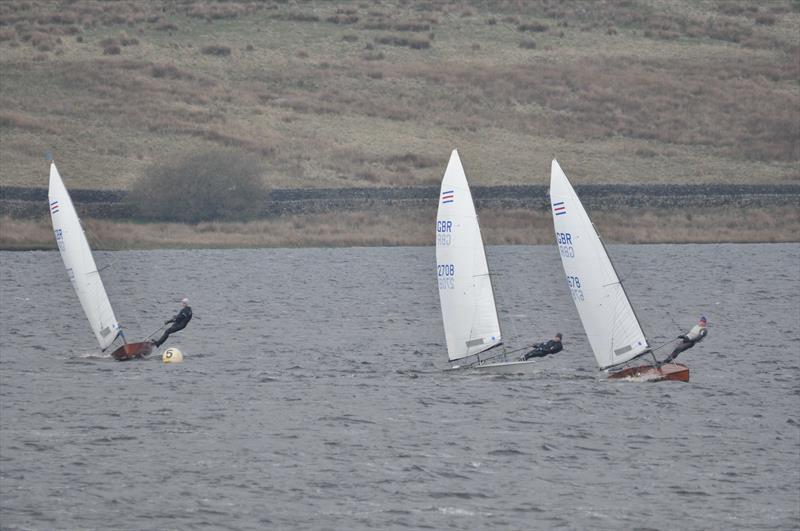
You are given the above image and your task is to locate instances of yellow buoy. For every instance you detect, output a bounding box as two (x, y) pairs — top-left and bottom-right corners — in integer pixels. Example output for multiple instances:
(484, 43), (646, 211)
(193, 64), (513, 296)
(162, 347), (184, 364)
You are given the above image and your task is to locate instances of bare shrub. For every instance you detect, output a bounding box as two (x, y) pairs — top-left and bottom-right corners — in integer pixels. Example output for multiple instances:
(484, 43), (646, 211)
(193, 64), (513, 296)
(128, 149), (268, 222)
(327, 14), (358, 24)
(518, 22), (548, 32)
(342, 33), (358, 42)
(272, 12), (319, 23)
(30, 31), (59, 51)
(363, 21), (392, 30)
(385, 152), (436, 168)
(188, 4), (245, 20)
(755, 14), (776, 25)
(408, 38), (430, 49)
(519, 40), (537, 49)
(375, 35), (430, 49)
(103, 44), (121, 55)
(705, 18), (752, 43)
(357, 170), (380, 183)
(150, 63), (193, 80)
(201, 44), (231, 56)
(716, 3), (747, 16)
(119, 32), (139, 46)
(154, 22), (178, 31)
(394, 22), (430, 31)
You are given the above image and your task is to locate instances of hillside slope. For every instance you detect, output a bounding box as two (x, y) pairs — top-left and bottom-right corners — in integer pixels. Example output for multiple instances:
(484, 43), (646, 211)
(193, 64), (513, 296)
(0, 0), (798, 189)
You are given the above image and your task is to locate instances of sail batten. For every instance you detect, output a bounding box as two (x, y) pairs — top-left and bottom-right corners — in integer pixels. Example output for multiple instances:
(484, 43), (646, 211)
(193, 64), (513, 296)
(49, 163), (120, 351)
(550, 159), (648, 369)
(436, 150), (502, 362)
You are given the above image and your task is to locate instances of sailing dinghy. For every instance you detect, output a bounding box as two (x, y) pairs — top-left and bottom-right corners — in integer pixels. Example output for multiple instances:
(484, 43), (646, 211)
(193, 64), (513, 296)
(436, 150), (538, 374)
(549, 159), (688, 382)
(49, 162), (153, 361)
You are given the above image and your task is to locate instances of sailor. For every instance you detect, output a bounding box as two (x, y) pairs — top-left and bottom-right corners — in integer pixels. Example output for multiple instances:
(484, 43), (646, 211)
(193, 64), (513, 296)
(153, 298), (192, 348)
(660, 316), (707, 365)
(522, 333), (563, 360)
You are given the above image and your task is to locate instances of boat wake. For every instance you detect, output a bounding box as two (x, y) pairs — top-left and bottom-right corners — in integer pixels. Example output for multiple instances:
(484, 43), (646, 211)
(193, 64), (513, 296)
(76, 351), (111, 360)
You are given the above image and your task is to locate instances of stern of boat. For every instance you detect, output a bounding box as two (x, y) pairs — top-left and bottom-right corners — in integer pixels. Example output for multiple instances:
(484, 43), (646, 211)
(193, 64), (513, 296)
(111, 341), (154, 361)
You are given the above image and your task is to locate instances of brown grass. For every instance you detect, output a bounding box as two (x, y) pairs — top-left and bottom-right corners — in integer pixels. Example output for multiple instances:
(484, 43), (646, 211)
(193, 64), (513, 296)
(3, 205), (797, 250)
(0, 110), (55, 133)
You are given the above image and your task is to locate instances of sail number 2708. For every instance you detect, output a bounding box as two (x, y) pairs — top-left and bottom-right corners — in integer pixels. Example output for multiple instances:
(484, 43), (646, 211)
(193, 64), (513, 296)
(437, 263), (455, 289)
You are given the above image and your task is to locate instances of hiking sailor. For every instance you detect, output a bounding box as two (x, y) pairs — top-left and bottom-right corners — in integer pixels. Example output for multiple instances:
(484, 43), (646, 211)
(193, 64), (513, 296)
(660, 316), (707, 365)
(522, 333), (563, 360)
(153, 298), (192, 348)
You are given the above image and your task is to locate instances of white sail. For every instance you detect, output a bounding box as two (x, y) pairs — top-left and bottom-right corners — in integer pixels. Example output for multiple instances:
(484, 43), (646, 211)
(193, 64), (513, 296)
(49, 163), (120, 350)
(436, 150), (502, 362)
(550, 159), (649, 369)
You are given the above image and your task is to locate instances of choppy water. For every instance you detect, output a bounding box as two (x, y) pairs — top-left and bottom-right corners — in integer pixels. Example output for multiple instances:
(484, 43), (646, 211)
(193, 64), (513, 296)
(1, 244), (798, 530)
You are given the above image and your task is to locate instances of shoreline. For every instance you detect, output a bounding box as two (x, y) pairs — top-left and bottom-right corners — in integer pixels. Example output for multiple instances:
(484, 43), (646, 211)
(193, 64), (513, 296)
(2, 205), (798, 250)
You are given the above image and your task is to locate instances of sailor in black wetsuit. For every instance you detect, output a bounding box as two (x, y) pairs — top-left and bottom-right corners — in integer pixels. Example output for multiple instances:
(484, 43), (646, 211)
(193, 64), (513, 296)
(522, 333), (563, 361)
(660, 316), (707, 365)
(153, 298), (192, 348)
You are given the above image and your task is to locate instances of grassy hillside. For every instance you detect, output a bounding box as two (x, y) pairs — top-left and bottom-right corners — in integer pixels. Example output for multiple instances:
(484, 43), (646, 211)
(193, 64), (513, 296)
(0, 0), (798, 190)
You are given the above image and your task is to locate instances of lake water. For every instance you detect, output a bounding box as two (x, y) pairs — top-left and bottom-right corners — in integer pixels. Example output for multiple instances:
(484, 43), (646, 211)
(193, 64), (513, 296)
(1, 244), (798, 530)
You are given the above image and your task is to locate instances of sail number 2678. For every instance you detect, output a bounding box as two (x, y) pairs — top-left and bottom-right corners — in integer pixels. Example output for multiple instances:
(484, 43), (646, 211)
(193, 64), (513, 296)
(437, 263), (455, 289)
(566, 275), (584, 301)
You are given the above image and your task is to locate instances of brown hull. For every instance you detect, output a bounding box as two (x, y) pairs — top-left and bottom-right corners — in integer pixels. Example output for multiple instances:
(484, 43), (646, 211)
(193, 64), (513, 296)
(607, 363), (690, 382)
(110, 341), (154, 361)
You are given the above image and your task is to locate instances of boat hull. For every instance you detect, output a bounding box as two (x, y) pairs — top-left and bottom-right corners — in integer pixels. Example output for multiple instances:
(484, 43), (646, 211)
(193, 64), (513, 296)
(607, 363), (689, 382)
(445, 359), (540, 375)
(110, 341), (154, 361)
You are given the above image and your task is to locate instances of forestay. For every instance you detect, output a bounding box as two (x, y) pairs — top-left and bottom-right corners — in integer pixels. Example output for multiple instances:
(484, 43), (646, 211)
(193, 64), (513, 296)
(550, 159), (649, 370)
(49, 163), (120, 351)
(436, 150), (502, 362)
